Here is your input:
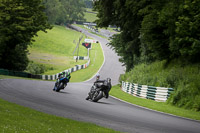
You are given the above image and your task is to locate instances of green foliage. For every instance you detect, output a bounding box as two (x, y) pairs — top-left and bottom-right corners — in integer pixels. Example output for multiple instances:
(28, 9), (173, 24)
(120, 60), (200, 111)
(84, 0), (93, 8)
(94, 0), (200, 111)
(7, 45), (29, 71)
(173, 0), (200, 62)
(94, 0), (148, 71)
(0, 0), (51, 71)
(26, 61), (46, 75)
(94, 0), (200, 70)
(43, 0), (86, 24)
(168, 77), (200, 111)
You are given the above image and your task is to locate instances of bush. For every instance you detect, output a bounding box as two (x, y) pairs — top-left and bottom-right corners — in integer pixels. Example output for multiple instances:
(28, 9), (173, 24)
(169, 80), (200, 111)
(122, 60), (200, 111)
(26, 61), (46, 75)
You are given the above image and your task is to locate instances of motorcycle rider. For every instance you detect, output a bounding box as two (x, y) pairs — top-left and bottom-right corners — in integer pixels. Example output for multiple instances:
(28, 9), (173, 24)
(53, 72), (71, 91)
(94, 78), (112, 98)
(96, 73), (100, 81)
(86, 73), (112, 100)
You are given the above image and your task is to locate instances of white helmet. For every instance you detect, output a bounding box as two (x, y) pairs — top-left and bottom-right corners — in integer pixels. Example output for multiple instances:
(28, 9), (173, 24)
(96, 73), (100, 80)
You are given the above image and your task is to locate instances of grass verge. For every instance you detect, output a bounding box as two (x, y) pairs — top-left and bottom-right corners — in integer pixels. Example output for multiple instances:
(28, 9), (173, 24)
(28, 25), (88, 75)
(0, 98), (119, 133)
(70, 42), (104, 82)
(84, 8), (97, 22)
(110, 85), (200, 121)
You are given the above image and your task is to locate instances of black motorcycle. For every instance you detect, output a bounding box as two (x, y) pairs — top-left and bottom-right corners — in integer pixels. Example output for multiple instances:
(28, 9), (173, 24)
(86, 84), (108, 102)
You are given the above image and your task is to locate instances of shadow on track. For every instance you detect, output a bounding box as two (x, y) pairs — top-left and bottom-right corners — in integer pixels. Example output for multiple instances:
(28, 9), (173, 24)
(56, 91), (70, 94)
(96, 101), (113, 105)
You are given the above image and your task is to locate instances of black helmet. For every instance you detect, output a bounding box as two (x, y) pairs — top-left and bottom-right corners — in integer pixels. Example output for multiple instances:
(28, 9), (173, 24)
(107, 78), (111, 83)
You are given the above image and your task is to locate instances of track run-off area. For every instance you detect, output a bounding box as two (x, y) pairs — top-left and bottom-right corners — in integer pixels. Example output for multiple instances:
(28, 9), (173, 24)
(0, 26), (200, 133)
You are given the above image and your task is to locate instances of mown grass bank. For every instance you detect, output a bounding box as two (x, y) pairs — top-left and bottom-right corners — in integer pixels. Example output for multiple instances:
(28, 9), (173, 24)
(27, 25), (88, 75)
(0, 98), (119, 133)
(84, 8), (97, 22)
(27, 25), (104, 82)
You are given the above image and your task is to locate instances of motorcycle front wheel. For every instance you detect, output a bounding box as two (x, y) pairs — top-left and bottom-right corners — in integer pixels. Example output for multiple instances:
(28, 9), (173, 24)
(56, 82), (63, 92)
(92, 91), (103, 102)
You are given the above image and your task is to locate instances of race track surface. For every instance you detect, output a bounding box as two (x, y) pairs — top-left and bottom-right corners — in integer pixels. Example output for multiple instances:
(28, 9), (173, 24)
(0, 27), (200, 133)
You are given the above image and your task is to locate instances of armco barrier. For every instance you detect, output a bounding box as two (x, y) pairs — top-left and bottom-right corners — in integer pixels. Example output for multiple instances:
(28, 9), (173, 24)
(41, 58), (90, 80)
(121, 81), (174, 102)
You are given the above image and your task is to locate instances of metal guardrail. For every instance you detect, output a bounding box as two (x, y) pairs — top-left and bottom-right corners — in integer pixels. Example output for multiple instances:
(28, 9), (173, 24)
(121, 81), (174, 102)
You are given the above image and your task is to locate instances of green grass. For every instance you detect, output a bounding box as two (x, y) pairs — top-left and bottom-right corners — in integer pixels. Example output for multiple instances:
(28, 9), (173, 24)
(28, 25), (88, 75)
(84, 9), (97, 22)
(110, 85), (200, 121)
(70, 42), (104, 82)
(29, 24), (104, 82)
(86, 8), (97, 13)
(30, 25), (87, 56)
(0, 98), (119, 133)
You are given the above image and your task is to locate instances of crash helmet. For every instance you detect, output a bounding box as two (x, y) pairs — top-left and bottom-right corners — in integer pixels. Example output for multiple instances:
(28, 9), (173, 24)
(62, 71), (66, 75)
(58, 72), (63, 77)
(96, 73), (100, 80)
(107, 78), (111, 83)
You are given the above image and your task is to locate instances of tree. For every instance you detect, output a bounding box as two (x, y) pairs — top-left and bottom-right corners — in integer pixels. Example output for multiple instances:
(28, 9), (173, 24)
(42, 0), (62, 24)
(94, 0), (200, 71)
(172, 0), (200, 62)
(84, 0), (93, 8)
(139, 0), (171, 63)
(43, 0), (86, 25)
(0, 0), (51, 71)
(94, 0), (149, 71)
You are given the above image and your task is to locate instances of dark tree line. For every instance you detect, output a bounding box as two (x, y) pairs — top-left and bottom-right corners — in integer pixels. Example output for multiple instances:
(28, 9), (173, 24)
(0, 0), (51, 71)
(43, 0), (86, 24)
(84, 0), (93, 8)
(94, 0), (200, 71)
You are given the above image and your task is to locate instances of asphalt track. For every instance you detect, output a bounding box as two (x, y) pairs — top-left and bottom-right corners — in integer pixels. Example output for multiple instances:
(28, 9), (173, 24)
(0, 27), (200, 133)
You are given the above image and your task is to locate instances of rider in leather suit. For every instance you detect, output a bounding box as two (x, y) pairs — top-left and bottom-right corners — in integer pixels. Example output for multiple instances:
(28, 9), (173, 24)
(86, 73), (112, 100)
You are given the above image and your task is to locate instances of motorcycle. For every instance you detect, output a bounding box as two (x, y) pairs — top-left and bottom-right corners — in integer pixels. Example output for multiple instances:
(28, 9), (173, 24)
(86, 84), (108, 102)
(53, 77), (69, 92)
